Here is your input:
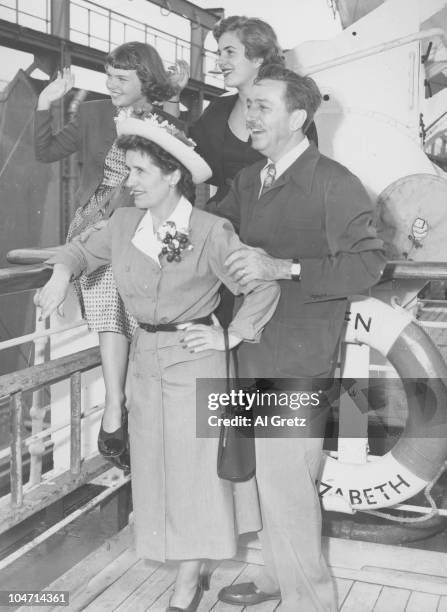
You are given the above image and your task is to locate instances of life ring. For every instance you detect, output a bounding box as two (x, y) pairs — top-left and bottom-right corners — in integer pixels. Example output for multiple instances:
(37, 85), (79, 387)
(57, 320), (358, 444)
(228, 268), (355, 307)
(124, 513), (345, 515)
(320, 296), (447, 512)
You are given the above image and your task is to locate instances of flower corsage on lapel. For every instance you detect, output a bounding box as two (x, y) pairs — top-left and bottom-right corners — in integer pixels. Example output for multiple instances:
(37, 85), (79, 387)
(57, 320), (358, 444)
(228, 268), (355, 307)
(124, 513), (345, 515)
(157, 221), (193, 263)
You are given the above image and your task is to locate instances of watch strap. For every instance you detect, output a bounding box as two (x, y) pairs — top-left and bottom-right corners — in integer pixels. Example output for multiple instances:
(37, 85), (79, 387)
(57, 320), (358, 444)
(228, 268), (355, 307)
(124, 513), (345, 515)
(291, 258), (301, 281)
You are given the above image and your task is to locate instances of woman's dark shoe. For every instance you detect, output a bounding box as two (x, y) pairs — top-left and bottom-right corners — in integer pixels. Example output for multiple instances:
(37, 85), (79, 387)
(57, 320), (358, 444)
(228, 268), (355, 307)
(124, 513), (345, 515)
(98, 410), (130, 472)
(107, 447), (131, 472)
(166, 573), (210, 612)
(98, 411), (127, 458)
(217, 582), (280, 605)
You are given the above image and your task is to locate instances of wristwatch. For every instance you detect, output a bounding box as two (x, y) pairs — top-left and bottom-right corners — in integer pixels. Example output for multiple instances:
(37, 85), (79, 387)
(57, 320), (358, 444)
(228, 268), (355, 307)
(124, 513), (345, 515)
(290, 258), (301, 281)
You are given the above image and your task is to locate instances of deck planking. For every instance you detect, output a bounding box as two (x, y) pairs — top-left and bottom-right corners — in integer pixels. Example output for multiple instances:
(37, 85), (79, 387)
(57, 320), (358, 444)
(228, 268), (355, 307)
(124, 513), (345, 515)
(372, 586), (410, 611)
(17, 527), (447, 612)
(405, 591), (440, 612)
(339, 582), (381, 611)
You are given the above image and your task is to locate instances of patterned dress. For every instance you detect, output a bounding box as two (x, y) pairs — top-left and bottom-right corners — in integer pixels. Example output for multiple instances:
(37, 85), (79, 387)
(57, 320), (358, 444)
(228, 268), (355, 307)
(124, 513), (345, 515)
(66, 139), (138, 339)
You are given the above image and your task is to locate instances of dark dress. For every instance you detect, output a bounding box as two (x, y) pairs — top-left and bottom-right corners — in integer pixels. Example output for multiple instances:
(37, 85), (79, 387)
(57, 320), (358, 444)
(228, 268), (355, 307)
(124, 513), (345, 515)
(189, 94), (264, 204)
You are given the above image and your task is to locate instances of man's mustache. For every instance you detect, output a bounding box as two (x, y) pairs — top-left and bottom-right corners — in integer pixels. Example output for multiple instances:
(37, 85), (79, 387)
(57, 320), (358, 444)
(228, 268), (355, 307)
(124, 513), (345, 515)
(246, 120), (263, 130)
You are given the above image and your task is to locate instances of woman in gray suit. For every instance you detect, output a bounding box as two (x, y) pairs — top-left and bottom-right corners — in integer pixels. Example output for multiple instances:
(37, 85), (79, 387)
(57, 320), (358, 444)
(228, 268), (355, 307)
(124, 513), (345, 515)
(35, 115), (279, 612)
(35, 42), (184, 466)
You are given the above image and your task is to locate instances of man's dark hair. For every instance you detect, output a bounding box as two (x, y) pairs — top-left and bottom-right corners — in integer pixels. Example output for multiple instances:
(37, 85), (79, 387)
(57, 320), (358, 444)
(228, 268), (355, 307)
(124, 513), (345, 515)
(255, 64), (322, 132)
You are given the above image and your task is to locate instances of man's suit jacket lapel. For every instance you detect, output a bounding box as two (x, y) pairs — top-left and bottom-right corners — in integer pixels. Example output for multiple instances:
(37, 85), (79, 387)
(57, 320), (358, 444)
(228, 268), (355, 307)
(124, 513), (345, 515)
(259, 143), (320, 201)
(240, 170), (262, 239)
(241, 144), (321, 245)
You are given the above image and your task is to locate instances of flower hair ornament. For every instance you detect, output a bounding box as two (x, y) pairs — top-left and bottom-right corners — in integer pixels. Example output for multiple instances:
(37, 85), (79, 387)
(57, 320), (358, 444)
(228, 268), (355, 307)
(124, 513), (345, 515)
(115, 108), (196, 148)
(157, 220), (193, 263)
(115, 114), (212, 184)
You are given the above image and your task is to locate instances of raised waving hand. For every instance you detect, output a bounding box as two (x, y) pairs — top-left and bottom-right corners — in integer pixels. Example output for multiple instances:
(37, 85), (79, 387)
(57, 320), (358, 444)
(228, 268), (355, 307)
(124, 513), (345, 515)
(37, 67), (75, 111)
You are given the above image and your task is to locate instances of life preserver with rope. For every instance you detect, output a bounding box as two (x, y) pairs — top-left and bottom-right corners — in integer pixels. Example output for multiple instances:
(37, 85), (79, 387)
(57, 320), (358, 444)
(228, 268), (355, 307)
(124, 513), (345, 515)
(320, 295), (447, 512)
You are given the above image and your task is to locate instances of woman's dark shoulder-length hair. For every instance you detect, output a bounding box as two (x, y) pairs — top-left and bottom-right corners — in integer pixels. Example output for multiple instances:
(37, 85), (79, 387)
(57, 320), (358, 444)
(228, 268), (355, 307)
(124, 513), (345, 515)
(105, 41), (176, 103)
(213, 15), (284, 68)
(117, 134), (195, 203)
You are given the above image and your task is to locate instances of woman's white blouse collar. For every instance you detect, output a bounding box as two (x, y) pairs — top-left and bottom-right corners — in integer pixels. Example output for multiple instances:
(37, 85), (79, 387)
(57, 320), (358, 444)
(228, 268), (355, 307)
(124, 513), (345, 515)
(131, 196), (193, 266)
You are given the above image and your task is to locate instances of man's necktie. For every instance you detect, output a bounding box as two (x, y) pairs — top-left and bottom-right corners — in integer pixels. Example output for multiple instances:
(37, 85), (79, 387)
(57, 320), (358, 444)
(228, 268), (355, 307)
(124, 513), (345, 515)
(260, 163), (276, 197)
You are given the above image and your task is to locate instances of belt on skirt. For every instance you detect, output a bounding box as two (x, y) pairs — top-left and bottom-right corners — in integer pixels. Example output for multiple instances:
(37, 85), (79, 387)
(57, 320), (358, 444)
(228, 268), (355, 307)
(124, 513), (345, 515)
(138, 314), (213, 333)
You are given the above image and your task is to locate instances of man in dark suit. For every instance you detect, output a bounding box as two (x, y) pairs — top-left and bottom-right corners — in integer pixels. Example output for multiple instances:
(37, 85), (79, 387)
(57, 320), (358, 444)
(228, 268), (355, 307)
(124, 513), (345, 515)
(214, 65), (386, 612)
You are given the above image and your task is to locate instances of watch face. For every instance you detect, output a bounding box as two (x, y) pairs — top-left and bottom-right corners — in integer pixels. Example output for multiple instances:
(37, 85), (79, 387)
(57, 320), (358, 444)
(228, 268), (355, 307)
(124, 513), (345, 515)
(291, 262), (301, 280)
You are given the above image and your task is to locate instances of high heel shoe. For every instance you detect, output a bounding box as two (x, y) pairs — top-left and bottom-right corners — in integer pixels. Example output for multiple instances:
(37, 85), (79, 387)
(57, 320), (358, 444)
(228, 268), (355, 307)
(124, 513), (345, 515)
(98, 410), (130, 472)
(98, 410), (127, 458)
(166, 573), (210, 612)
(107, 446), (131, 472)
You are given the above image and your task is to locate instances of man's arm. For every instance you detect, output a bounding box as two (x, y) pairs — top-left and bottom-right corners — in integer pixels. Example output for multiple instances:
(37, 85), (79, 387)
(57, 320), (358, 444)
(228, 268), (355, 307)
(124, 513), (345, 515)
(298, 170), (386, 299)
(207, 218), (280, 343)
(225, 168), (386, 298)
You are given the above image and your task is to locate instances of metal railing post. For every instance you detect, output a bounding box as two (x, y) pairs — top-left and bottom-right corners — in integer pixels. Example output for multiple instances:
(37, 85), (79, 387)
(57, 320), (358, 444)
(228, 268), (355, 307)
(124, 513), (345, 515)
(46, 0), (51, 33)
(108, 8), (112, 52)
(70, 371), (82, 475)
(28, 311), (49, 486)
(190, 22), (206, 82)
(10, 392), (23, 507)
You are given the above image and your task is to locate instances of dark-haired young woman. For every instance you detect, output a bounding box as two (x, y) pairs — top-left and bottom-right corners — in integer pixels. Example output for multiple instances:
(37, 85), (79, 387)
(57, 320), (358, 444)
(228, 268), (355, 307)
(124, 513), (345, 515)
(34, 42), (184, 464)
(190, 15), (317, 205)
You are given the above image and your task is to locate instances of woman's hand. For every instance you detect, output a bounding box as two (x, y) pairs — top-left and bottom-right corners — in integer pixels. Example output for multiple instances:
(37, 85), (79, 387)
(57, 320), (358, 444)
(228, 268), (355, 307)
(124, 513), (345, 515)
(180, 315), (242, 353)
(34, 264), (72, 320)
(37, 67), (75, 111)
(167, 59), (190, 94)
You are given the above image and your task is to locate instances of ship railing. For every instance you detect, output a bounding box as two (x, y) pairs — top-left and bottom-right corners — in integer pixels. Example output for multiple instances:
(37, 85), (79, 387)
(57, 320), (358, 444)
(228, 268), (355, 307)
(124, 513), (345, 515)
(0, 0), (51, 34)
(0, 260), (130, 571)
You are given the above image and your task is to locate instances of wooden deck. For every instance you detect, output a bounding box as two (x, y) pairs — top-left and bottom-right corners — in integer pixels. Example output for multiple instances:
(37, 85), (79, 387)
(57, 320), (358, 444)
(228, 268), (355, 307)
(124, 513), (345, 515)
(20, 525), (447, 612)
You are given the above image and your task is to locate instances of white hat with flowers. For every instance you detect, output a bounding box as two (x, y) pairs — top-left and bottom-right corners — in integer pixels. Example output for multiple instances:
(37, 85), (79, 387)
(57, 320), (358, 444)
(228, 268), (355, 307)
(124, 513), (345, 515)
(116, 113), (212, 184)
